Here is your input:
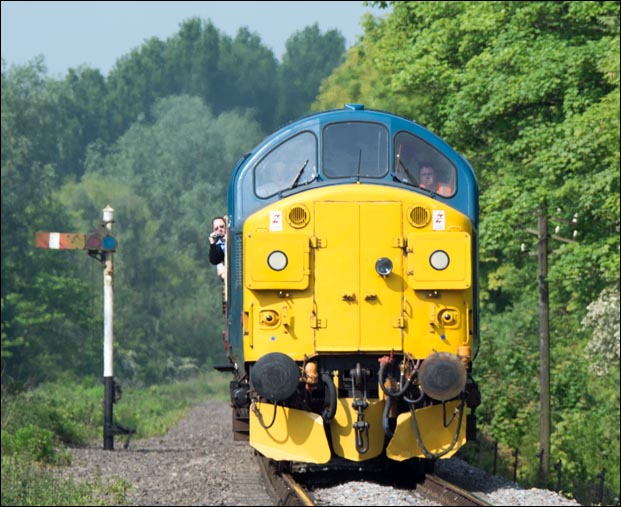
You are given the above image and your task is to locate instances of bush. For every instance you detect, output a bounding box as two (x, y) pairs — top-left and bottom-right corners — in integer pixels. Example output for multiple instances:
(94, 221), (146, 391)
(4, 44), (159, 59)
(8, 424), (69, 464)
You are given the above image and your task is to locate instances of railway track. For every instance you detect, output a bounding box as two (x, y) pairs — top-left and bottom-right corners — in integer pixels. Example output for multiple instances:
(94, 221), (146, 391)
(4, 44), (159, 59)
(256, 454), (315, 506)
(417, 473), (492, 506)
(256, 454), (492, 506)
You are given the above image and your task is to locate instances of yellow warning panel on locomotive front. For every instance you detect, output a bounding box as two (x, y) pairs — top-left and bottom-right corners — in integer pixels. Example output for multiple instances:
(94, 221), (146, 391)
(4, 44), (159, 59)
(244, 232), (310, 290)
(407, 232), (471, 289)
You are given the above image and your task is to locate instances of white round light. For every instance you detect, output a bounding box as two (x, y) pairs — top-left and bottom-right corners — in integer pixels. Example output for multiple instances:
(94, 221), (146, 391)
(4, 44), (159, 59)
(429, 250), (450, 270)
(267, 250), (288, 271)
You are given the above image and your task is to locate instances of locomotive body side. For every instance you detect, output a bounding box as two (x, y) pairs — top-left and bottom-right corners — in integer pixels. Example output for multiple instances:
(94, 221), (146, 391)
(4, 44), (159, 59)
(222, 106), (480, 466)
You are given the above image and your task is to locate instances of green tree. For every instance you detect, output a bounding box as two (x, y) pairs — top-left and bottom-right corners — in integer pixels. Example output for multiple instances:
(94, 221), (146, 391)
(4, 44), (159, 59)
(66, 96), (263, 384)
(312, 11), (415, 115)
(315, 0), (620, 494)
(1, 14), (351, 385)
(104, 18), (280, 135)
(104, 37), (168, 135)
(1, 58), (98, 383)
(216, 26), (279, 128)
(275, 23), (346, 127)
(165, 18), (221, 101)
(55, 66), (109, 179)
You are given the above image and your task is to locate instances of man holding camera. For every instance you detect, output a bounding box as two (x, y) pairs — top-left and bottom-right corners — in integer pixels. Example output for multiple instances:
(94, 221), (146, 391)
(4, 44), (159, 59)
(209, 216), (226, 280)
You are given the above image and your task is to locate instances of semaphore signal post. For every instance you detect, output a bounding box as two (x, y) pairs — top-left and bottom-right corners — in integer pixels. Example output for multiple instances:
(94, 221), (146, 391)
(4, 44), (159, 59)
(35, 204), (134, 450)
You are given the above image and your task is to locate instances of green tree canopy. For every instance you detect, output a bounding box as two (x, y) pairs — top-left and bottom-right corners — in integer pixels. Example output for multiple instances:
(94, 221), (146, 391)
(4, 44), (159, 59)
(64, 95), (264, 383)
(275, 23), (346, 126)
(1, 58), (97, 382)
(315, 0), (620, 494)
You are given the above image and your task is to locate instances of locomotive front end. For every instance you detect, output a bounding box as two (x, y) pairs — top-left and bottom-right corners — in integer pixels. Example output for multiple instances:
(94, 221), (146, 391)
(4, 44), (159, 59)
(225, 106), (480, 466)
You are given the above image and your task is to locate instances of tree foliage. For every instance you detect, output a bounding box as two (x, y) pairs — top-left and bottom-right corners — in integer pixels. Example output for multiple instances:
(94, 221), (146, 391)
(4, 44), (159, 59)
(582, 287), (620, 376)
(317, 0), (619, 494)
(1, 17), (345, 385)
(276, 23), (346, 126)
(60, 96), (264, 384)
(2, 3), (619, 497)
(104, 17), (345, 136)
(1, 58), (97, 382)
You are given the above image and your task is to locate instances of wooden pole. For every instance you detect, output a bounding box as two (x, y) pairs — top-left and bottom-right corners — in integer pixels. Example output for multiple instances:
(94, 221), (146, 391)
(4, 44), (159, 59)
(537, 201), (550, 481)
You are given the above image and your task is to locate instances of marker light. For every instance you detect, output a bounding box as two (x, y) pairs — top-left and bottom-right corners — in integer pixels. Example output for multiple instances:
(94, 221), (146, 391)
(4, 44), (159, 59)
(375, 257), (393, 276)
(102, 235), (117, 251)
(85, 235), (102, 250)
(267, 250), (288, 271)
(429, 250), (450, 270)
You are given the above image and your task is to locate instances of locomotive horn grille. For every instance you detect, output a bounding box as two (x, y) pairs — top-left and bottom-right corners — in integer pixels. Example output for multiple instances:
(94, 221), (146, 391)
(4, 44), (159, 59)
(408, 205), (431, 227)
(288, 205), (310, 228)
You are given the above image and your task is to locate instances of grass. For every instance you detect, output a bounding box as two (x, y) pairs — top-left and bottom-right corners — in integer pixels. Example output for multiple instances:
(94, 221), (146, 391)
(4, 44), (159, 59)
(1, 456), (130, 506)
(1, 370), (231, 506)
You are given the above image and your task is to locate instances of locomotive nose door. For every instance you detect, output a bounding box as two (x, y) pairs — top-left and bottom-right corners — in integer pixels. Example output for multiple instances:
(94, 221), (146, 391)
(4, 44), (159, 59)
(313, 201), (403, 352)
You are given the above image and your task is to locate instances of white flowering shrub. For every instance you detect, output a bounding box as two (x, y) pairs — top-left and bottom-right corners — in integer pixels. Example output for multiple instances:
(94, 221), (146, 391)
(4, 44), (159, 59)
(582, 287), (620, 376)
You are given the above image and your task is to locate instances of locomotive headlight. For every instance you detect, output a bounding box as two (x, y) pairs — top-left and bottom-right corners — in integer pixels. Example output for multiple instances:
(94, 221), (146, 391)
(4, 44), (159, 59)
(267, 250), (288, 271)
(429, 250), (450, 271)
(375, 257), (393, 276)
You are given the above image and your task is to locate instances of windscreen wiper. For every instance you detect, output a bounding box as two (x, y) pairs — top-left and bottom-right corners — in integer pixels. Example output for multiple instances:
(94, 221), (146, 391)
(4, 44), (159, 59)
(397, 158), (420, 187)
(289, 159), (309, 189)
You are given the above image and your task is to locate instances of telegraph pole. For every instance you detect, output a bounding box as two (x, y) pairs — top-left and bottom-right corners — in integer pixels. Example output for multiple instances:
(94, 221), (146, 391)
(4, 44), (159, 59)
(523, 201), (578, 484)
(537, 201), (551, 481)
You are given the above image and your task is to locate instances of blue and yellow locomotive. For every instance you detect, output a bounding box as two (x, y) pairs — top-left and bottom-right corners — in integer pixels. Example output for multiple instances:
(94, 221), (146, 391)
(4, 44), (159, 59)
(220, 104), (480, 467)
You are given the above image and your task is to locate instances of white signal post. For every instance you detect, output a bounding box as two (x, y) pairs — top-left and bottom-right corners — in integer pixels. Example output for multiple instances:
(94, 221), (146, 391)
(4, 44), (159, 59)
(102, 205), (115, 450)
(35, 205), (133, 451)
(103, 205), (114, 379)
(101, 204), (134, 450)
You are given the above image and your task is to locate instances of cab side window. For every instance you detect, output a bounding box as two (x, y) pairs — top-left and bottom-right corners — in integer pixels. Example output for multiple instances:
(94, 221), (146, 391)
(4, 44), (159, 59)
(394, 132), (456, 197)
(254, 132), (317, 198)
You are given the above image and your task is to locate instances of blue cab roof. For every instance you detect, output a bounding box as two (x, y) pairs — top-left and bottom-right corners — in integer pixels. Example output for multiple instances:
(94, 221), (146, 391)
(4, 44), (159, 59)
(228, 105), (478, 228)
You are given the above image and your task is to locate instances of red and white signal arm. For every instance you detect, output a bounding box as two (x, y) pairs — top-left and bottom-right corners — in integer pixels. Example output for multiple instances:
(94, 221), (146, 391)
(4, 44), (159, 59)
(35, 232), (86, 250)
(35, 231), (117, 251)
